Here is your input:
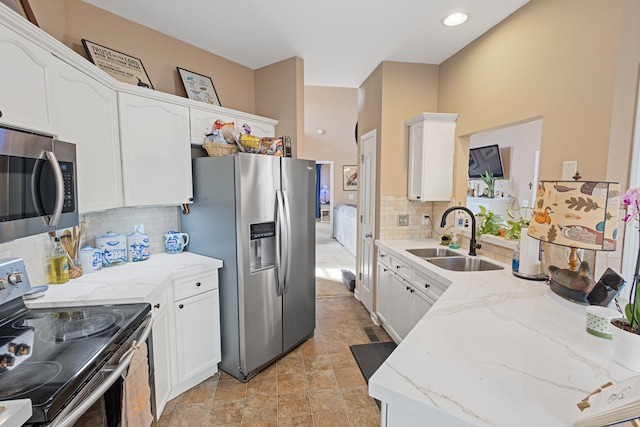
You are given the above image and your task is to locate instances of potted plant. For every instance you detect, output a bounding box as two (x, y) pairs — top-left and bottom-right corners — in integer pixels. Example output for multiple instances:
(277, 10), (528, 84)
(611, 186), (640, 371)
(476, 206), (506, 237)
(504, 208), (532, 240)
(480, 170), (496, 198)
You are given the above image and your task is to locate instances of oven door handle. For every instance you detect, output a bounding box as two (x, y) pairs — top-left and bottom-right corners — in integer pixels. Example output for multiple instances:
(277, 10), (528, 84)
(51, 317), (154, 427)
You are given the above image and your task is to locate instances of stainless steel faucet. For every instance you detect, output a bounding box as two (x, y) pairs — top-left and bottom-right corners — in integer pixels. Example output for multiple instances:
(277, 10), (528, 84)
(440, 206), (481, 256)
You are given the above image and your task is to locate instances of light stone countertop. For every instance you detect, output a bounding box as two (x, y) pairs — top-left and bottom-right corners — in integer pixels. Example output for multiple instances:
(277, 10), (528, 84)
(25, 252), (222, 309)
(370, 239), (635, 427)
(0, 399), (32, 427)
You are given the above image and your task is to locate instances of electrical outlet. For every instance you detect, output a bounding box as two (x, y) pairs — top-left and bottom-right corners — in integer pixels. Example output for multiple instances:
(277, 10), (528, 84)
(348, 194), (354, 200)
(562, 161), (578, 180)
(397, 215), (409, 226)
(421, 214), (430, 225)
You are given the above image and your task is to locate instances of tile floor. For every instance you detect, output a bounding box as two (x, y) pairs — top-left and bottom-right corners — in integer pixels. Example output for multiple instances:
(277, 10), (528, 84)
(77, 222), (392, 426)
(157, 294), (392, 427)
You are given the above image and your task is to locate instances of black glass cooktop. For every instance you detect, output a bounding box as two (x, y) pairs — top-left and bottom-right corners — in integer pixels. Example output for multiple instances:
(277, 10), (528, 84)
(0, 302), (150, 423)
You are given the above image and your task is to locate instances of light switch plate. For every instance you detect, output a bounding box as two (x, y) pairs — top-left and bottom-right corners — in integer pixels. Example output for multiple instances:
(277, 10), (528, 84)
(398, 215), (409, 226)
(562, 161), (578, 180)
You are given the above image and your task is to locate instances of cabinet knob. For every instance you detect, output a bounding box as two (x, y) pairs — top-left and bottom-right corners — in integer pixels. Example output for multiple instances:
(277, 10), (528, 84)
(189, 197), (194, 202)
(179, 304), (184, 309)
(383, 268), (387, 272)
(195, 282), (201, 287)
(410, 289), (414, 293)
(0, 110), (3, 118)
(154, 303), (160, 309)
(424, 284), (430, 289)
(396, 266), (401, 269)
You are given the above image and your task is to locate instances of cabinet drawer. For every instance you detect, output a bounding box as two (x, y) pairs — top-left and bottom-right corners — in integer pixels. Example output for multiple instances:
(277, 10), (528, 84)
(174, 273), (218, 301)
(378, 249), (392, 268)
(411, 268), (448, 301)
(391, 259), (411, 282)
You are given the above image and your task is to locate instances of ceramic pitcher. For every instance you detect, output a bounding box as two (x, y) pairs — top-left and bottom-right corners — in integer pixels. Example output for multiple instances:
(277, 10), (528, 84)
(164, 231), (189, 254)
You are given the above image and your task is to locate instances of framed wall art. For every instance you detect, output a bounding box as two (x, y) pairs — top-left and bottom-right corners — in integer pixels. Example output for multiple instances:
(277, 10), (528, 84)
(81, 39), (154, 89)
(0, 0), (38, 26)
(343, 165), (357, 191)
(177, 67), (221, 106)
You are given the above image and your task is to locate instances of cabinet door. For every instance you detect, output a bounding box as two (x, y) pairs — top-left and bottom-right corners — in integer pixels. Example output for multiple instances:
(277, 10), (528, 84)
(53, 58), (123, 213)
(174, 289), (221, 384)
(0, 24), (54, 134)
(407, 122), (425, 201)
(387, 274), (413, 342)
(412, 290), (434, 326)
(237, 117), (275, 137)
(189, 107), (237, 145)
(376, 263), (391, 325)
(151, 300), (171, 417)
(406, 114), (457, 201)
(119, 92), (192, 206)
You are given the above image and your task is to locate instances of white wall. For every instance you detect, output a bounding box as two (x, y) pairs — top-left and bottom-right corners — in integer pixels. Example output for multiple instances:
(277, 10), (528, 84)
(469, 119), (542, 208)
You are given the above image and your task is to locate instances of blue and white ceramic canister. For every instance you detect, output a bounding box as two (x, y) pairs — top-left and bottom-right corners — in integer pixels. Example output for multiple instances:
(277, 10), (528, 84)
(79, 246), (102, 274)
(127, 231), (150, 262)
(95, 231), (127, 267)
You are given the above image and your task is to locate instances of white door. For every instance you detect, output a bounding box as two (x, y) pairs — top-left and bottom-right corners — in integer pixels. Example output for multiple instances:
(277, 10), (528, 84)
(357, 130), (377, 315)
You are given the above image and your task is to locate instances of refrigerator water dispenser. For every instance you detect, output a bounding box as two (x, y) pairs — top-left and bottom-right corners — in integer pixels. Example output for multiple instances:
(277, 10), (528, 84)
(250, 222), (276, 272)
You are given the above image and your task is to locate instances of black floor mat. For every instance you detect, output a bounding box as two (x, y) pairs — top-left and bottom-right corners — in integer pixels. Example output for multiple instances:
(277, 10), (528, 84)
(349, 341), (397, 384)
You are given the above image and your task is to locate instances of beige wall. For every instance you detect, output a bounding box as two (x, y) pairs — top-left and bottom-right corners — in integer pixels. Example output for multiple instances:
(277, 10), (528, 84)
(29, 0), (256, 113)
(255, 57), (304, 158)
(302, 86), (358, 206)
(380, 62), (440, 196)
(438, 0), (640, 203)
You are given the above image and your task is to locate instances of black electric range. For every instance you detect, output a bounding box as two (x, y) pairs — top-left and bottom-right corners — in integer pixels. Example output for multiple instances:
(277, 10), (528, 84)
(0, 258), (151, 426)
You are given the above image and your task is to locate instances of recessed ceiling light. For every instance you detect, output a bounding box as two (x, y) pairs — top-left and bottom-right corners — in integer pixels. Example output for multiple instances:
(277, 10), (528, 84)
(442, 12), (469, 27)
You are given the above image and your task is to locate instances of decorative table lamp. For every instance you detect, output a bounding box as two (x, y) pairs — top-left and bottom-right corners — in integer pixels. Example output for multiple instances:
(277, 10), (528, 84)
(527, 180), (620, 303)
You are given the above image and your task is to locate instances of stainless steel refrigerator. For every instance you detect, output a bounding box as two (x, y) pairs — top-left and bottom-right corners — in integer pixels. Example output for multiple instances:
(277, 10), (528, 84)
(181, 153), (316, 382)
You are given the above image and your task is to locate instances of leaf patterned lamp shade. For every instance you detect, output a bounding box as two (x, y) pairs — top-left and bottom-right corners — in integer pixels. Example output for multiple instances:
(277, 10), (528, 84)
(527, 180), (620, 270)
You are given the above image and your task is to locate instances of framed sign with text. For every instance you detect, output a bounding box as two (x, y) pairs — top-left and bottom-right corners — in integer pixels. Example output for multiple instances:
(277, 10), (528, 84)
(82, 39), (154, 89)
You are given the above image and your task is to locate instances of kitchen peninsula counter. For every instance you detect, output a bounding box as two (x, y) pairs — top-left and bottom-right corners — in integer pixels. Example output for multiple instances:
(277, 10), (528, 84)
(371, 239), (635, 427)
(25, 252), (222, 308)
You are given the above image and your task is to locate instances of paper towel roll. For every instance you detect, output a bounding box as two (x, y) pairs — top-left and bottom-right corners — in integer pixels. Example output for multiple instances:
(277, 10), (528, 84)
(518, 228), (541, 275)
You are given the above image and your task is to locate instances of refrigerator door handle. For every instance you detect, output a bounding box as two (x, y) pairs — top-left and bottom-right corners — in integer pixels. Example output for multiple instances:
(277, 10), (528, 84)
(282, 189), (293, 292)
(276, 189), (286, 296)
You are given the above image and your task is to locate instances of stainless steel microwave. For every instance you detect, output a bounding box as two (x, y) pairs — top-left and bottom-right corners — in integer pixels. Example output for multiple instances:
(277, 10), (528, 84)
(0, 126), (78, 243)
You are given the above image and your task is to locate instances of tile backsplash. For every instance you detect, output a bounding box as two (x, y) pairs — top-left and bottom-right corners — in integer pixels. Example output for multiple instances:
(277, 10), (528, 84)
(379, 196), (433, 240)
(0, 206), (180, 286)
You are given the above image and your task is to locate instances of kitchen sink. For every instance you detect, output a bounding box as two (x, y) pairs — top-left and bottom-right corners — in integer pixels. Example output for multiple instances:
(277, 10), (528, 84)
(426, 256), (504, 272)
(406, 248), (460, 258)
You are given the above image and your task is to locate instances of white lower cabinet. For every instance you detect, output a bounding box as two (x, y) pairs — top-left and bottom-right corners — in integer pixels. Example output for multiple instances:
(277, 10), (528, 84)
(170, 271), (221, 397)
(376, 251), (440, 343)
(149, 289), (171, 417)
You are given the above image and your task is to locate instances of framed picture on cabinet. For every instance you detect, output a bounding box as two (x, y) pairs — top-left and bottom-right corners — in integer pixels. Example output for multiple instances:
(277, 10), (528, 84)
(0, 0), (38, 26)
(343, 165), (357, 191)
(177, 67), (221, 107)
(81, 39), (154, 89)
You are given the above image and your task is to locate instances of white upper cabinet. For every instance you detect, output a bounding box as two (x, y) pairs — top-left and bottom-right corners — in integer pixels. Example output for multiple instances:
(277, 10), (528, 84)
(189, 107), (237, 145)
(53, 58), (123, 213)
(189, 106), (277, 145)
(237, 117), (276, 138)
(0, 23), (54, 134)
(407, 113), (458, 201)
(118, 92), (192, 207)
